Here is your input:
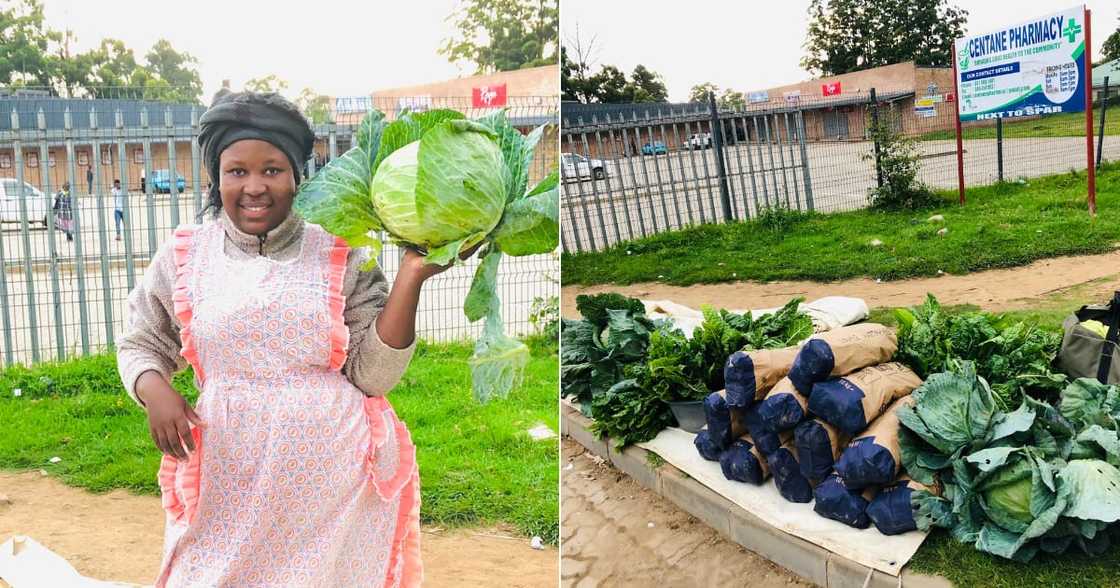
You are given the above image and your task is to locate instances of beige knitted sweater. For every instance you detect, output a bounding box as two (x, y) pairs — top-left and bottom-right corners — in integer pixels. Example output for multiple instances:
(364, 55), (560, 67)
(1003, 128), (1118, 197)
(116, 210), (416, 407)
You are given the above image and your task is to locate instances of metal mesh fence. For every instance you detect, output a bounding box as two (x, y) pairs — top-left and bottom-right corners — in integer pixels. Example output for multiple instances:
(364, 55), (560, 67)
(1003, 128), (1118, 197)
(0, 92), (558, 366)
(560, 84), (1119, 253)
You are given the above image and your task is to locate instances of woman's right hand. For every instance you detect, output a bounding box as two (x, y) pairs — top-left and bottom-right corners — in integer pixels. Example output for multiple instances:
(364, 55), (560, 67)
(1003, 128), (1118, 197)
(136, 371), (203, 461)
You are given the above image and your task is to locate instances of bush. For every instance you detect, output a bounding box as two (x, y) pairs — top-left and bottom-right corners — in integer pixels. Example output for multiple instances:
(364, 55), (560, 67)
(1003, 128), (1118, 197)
(863, 107), (939, 210)
(755, 204), (809, 233)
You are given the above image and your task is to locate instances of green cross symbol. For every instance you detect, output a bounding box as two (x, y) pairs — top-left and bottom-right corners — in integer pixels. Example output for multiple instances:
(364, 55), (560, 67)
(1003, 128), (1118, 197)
(1063, 18), (1081, 43)
(958, 47), (970, 70)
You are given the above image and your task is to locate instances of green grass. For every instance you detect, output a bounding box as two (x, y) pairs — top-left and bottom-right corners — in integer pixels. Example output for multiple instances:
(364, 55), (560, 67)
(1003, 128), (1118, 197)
(563, 161), (1120, 287)
(0, 340), (559, 544)
(918, 104), (1120, 141)
(910, 529), (1120, 588)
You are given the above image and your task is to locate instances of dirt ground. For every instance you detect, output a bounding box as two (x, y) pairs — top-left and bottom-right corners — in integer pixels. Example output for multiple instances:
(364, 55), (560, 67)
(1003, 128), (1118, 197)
(562, 250), (1120, 318)
(0, 470), (557, 588)
(561, 438), (809, 588)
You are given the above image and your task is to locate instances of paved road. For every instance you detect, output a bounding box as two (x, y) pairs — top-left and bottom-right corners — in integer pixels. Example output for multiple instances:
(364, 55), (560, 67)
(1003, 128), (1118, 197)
(562, 135), (1120, 252)
(0, 192), (555, 365)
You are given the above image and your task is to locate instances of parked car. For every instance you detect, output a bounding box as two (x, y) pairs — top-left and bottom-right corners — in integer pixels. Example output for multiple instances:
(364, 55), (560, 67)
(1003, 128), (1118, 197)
(641, 141), (668, 155)
(684, 133), (713, 150)
(561, 153), (608, 181)
(0, 179), (48, 226)
(150, 169), (186, 194)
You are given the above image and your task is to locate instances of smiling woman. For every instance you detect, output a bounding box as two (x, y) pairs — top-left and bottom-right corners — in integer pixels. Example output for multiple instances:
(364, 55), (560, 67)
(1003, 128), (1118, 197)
(112, 90), (483, 587)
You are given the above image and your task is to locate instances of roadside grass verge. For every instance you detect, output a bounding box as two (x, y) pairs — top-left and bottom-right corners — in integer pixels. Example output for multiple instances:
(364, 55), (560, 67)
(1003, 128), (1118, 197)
(0, 338), (559, 543)
(562, 161), (1120, 287)
(918, 103), (1120, 141)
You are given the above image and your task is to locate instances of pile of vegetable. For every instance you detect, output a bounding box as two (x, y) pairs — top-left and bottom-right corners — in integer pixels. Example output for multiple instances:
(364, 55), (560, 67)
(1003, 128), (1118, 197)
(894, 295), (1065, 407)
(294, 109), (557, 402)
(560, 294), (813, 447)
(899, 361), (1120, 561)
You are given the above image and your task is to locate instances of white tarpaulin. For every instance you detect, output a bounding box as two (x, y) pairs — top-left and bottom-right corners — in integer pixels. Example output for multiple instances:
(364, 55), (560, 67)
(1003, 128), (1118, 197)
(638, 428), (927, 576)
(641, 296), (870, 339)
(0, 536), (146, 588)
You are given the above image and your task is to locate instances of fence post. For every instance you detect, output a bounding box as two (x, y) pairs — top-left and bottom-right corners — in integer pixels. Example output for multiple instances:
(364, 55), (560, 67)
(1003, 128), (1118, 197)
(90, 107), (115, 349)
(996, 117), (1004, 182)
(708, 92), (733, 222)
(12, 109), (40, 363)
(1098, 76), (1109, 170)
(870, 88), (883, 189)
(796, 109), (814, 212)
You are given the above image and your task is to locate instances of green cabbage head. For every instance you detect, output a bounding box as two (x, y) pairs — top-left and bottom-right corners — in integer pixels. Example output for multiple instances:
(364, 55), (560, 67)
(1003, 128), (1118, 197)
(370, 132), (506, 255)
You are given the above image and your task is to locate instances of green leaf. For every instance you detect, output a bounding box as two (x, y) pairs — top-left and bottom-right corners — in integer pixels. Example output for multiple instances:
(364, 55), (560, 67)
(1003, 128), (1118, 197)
(293, 145), (381, 245)
(371, 109), (466, 176)
(464, 247), (502, 323)
(490, 185), (558, 256)
(356, 109), (387, 168)
(527, 170), (559, 197)
(475, 109), (542, 202)
(1059, 459), (1120, 523)
(469, 297), (529, 403)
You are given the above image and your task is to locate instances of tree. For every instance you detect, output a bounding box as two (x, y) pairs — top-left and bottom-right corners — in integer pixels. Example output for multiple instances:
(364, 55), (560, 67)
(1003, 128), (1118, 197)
(244, 75), (289, 94)
(296, 87), (333, 124)
(688, 82), (720, 103)
(561, 26), (599, 103)
(624, 64), (668, 103)
(801, 0), (967, 76)
(440, 0), (558, 74)
(718, 88), (746, 110)
(0, 0), (59, 87)
(145, 39), (203, 103)
(1102, 16), (1120, 64)
(592, 65), (628, 103)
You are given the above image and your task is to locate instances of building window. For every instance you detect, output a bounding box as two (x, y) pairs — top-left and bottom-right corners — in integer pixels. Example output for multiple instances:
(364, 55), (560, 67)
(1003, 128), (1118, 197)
(47, 151), (56, 167)
(77, 151), (89, 166)
(102, 148), (112, 166)
(26, 152), (38, 168)
(0, 154), (10, 169)
(134, 149), (144, 164)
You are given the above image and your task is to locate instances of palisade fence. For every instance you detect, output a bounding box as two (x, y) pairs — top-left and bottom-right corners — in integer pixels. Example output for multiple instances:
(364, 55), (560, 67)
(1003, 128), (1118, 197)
(560, 84), (1120, 253)
(0, 89), (558, 366)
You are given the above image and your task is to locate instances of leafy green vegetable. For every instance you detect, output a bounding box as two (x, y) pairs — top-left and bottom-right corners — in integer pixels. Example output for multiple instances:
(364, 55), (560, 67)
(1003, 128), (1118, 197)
(894, 295), (1065, 407)
(559, 294), (656, 416)
(294, 108), (557, 403)
(589, 378), (676, 448)
(903, 370), (1120, 561)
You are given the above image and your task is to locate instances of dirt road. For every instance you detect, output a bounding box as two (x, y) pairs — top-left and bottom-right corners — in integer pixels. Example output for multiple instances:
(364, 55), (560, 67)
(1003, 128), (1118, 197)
(561, 439), (809, 587)
(562, 250), (1120, 318)
(0, 470), (557, 587)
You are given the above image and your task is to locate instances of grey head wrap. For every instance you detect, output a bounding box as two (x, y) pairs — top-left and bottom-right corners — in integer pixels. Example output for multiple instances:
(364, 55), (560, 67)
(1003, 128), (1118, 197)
(197, 90), (315, 213)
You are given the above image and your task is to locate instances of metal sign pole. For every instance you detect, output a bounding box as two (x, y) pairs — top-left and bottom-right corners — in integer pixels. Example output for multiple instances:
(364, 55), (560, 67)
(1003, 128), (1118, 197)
(952, 54), (966, 205)
(1085, 7), (1096, 215)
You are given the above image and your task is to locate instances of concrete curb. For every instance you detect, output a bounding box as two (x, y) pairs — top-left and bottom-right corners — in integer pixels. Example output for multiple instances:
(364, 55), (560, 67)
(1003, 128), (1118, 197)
(562, 404), (953, 588)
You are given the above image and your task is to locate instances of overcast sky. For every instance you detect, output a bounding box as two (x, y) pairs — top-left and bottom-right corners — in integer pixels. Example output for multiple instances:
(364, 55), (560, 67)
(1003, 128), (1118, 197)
(562, 1), (1120, 102)
(41, 0), (469, 101)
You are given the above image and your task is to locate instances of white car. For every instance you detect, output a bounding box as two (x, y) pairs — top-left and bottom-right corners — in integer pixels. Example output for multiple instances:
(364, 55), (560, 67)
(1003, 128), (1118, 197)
(561, 153), (607, 181)
(0, 179), (48, 226)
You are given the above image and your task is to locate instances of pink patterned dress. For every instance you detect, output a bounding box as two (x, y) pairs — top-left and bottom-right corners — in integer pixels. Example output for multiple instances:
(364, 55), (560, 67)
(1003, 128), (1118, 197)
(153, 220), (422, 587)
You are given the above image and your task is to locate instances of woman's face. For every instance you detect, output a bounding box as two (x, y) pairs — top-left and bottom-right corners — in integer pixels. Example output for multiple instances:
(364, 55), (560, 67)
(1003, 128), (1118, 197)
(219, 139), (296, 235)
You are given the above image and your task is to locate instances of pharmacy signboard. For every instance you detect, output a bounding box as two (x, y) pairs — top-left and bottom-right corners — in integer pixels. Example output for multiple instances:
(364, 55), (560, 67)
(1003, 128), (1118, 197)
(954, 5), (1086, 121)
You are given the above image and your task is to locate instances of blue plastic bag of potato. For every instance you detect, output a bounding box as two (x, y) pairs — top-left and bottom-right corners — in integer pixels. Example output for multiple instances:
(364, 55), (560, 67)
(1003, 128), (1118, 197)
(694, 428), (722, 461)
(794, 418), (850, 483)
(703, 389), (749, 449)
(745, 404), (792, 456)
(787, 323), (897, 395)
(808, 362), (921, 435)
(719, 435), (770, 484)
(766, 439), (813, 503)
(755, 377), (809, 433)
(812, 473), (877, 528)
(834, 395), (913, 489)
(867, 476), (940, 535)
(725, 346), (802, 408)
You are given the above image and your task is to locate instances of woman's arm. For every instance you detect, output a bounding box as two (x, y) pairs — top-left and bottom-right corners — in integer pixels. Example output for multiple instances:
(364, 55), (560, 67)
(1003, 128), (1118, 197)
(117, 239), (201, 460)
(342, 247), (470, 396)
